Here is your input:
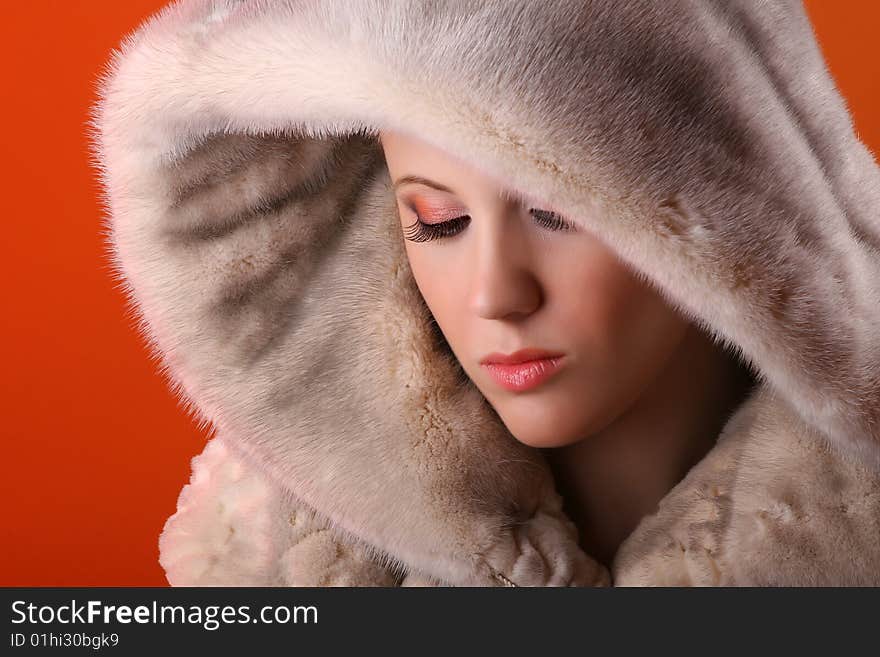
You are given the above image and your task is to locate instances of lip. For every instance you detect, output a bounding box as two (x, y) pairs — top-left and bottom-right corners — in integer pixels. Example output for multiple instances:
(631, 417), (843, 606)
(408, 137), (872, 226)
(480, 348), (565, 365)
(480, 349), (566, 392)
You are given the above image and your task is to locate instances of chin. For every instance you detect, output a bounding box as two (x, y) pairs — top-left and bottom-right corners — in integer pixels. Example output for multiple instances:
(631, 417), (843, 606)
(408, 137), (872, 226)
(514, 433), (584, 449)
(483, 390), (593, 448)
(504, 418), (586, 449)
(495, 391), (593, 447)
(485, 394), (584, 448)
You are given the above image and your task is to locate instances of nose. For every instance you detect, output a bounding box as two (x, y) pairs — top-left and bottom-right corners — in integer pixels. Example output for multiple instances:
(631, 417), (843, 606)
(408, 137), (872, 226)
(467, 223), (543, 321)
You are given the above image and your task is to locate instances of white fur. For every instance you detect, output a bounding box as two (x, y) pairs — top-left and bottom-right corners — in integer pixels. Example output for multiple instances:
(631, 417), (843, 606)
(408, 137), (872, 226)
(89, 0), (880, 586)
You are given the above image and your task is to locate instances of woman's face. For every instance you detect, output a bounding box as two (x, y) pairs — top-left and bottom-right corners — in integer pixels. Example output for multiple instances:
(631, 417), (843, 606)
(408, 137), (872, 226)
(379, 129), (690, 448)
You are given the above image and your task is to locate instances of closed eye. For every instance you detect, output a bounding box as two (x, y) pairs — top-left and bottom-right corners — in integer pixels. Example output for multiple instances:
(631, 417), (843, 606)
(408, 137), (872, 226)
(402, 209), (575, 243)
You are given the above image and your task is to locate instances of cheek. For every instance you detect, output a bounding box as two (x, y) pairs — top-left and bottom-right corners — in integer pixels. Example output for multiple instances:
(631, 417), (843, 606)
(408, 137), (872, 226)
(540, 248), (689, 436)
(553, 248), (686, 360)
(403, 243), (469, 348)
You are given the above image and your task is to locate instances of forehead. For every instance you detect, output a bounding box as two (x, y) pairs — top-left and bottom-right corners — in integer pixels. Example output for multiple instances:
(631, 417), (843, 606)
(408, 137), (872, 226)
(381, 130), (528, 206)
(382, 130), (471, 174)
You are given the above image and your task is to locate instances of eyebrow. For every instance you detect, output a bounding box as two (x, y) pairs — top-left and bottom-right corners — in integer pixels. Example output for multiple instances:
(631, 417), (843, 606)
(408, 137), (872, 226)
(391, 175), (455, 194)
(391, 174), (550, 213)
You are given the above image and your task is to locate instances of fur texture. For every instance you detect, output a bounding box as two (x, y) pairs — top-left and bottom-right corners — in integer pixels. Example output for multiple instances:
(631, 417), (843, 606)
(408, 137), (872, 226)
(88, 0), (880, 586)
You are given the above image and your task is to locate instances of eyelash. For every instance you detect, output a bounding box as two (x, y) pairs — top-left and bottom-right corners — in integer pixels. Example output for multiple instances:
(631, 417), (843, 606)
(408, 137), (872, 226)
(402, 209), (574, 243)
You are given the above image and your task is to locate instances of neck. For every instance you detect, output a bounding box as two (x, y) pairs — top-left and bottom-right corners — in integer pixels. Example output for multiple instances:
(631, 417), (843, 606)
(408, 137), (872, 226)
(541, 323), (755, 569)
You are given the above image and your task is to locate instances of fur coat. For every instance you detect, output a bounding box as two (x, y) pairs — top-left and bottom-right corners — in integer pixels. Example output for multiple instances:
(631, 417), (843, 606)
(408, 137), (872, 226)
(88, 0), (880, 586)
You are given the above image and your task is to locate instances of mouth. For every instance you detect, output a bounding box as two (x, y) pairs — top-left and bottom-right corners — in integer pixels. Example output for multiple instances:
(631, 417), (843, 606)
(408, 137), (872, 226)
(480, 348), (565, 365)
(480, 349), (566, 392)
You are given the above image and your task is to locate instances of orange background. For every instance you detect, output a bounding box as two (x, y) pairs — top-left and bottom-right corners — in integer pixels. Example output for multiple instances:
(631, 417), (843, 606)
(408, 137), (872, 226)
(0, 2), (878, 586)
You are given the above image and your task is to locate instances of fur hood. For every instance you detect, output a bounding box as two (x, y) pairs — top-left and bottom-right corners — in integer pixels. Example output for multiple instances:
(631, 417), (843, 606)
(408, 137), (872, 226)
(89, 0), (880, 586)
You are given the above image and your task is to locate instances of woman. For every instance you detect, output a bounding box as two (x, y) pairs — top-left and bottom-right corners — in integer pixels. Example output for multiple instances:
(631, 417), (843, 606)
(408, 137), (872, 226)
(91, 0), (880, 586)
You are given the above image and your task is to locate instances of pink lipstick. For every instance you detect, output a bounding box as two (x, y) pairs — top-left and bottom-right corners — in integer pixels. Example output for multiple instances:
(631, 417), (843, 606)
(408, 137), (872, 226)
(480, 349), (566, 392)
